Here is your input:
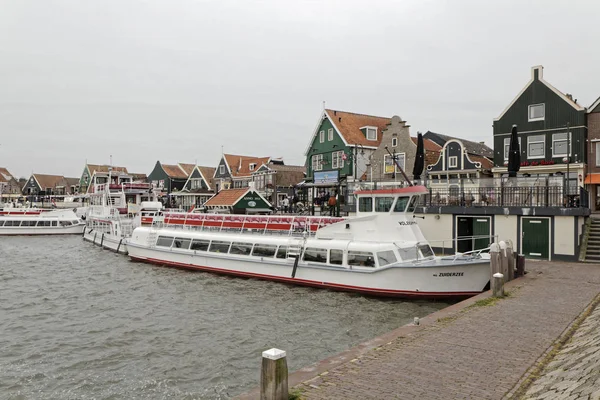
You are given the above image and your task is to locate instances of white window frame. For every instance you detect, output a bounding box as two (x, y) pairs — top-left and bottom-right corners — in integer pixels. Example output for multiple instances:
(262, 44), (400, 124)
(219, 165), (225, 175)
(319, 130), (325, 143)
(528, 103), (545, 122)
(596, 142), (600, 167)
(332, 151), (344, 169)
(448, 156), (458, 168)
(551, 132), (571, 158)
(366, 127), (377, 141)
(391, 137), (398, 148)
(312, 154), (323, 171)
(503, 137), (522, 160)
(384, 153), (405, 174)
(249, 163), (256, 171)
(328, 128), (333, 141)
(527, 135), (546, 159)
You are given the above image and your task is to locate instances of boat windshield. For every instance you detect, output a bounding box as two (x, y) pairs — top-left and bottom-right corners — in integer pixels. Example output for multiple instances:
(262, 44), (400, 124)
(375, 197), (394, 212)
(406, 196), (418, 213)
(393, 197), (409, 212)
(418, 244), (434, 258)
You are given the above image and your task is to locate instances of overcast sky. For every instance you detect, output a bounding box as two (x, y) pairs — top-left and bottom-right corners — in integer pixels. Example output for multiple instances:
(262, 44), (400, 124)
(1, 0), (599, 179)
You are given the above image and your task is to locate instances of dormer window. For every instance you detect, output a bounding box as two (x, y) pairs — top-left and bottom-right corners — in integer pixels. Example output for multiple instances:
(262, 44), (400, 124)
(219, 165), (225, 175)
(366, 127), (377, 141)
(249, 163), (257, 171)
(528, 104), (545, 122)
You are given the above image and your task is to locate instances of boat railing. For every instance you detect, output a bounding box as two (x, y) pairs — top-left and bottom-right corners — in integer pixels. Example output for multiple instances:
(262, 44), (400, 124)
(425, 234), (498, 257)
(158, 212), (345, 237)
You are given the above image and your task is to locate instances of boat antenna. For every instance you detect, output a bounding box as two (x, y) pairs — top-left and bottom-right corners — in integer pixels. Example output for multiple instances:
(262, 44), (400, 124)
(384, 146), (413, 186)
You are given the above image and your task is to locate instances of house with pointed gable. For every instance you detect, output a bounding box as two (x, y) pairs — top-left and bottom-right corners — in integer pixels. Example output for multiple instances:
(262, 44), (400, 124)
(213, 154), (272, 192)
(0, 167), (23, 202)
(203, 186), (272, 214)
(79, 164), (129, 194)
(22, 173), (78, 197)
(171, 165), (216, 209)
(304, 109), (391, 211)
(147, 161), (195, 195)
(251, 163), (306, 207)
(492, 65), (587, 188)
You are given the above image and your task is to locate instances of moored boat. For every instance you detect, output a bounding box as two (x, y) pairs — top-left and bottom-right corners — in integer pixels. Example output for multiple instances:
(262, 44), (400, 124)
(126, 186), (492, 298)
(0, 209), (84, 235)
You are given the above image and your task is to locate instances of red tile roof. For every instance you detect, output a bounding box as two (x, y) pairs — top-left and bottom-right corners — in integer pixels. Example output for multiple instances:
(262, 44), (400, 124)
(87, 164), (128, 174)
(178, 163), (196, 176)
(325, 109), (391, 147)
(204, 188), (249, 207)
(224, 154), (271, 177)
(32, 174), (67, 190)
(410, 137), (442, 152)
(161, 164), (188, 179)
(0, 167), (15, 183)
(197, 166), (216, 190)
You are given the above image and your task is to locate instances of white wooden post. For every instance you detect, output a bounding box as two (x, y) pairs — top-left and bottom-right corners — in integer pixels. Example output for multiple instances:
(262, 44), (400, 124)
(499, 240), (508, 284)
(489, 243), (501, 294)
(261, 348), (288, 400)
(506, 239), (515, 281)
(493, 272), (504, 297)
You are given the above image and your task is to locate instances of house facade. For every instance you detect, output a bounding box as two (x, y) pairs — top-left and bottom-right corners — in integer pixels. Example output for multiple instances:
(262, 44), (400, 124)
(22, 174), (77, 197)
(147, 161), (194, 195)
(584, 96), (600, 211)
(172, 166), (216, 210)
(79, 164), (130, 194)
(213, 154), (272, 192)
(203, 187), (272, 214)
(251, 163), (306, 208)
(304, 109), (391, 213)
(492, 66), (587, 193)
(0, 167), (23, 203)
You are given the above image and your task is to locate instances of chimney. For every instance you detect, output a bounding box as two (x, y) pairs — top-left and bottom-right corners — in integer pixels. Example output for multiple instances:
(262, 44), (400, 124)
(566, 93), (573, 101)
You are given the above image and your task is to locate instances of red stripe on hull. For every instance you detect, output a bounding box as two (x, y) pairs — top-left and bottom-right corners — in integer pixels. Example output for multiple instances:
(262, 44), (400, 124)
(129, 255), (480, 299)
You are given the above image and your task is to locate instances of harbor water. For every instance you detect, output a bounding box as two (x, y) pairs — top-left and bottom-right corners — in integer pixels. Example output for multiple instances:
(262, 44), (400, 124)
(0, 236), (449, 399)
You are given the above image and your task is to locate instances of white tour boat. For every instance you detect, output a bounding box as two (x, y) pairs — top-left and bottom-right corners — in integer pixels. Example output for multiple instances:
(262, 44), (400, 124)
(126, 186), (491, 298)
(82, 182), (162, 254)
(0, 209), (84, 235)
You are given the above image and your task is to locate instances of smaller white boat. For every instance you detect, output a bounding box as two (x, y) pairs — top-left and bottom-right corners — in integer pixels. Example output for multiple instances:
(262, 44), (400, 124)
(0, 209), (85, 236)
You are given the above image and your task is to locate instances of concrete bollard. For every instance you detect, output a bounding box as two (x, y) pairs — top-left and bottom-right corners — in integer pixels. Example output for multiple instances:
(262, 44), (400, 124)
(261, 348), (288, 400)
(492, 272), (504, 297)
(506, 240), (515, 281)
(499, 241), (508, 284)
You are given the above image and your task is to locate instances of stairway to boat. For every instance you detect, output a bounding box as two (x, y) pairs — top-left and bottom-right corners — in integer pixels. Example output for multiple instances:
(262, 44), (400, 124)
(582, 217), (600, 263)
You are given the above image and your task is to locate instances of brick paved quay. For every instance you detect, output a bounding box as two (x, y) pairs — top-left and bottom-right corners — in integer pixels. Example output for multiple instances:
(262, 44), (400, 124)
(236, 261), (600, 400)
(523, 296), (600, 400)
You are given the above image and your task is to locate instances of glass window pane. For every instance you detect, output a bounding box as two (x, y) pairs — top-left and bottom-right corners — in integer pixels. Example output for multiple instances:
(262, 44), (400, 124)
(190, 239), (210, 251)
(276, 246), (288, 259)
(554, 140), (568, 156)
(252, 245), (277, 257)
(229, 242), (253, 255)
(302, 248), (327, 263)
(418, 244), (434, 258)
(173, 238), (191, 250)
(209, 241), (231, 253)
(377, 250), (397, 266)
(375, 197), (394, 212)
(394, 197), (409, 212)
(330, 249), (343, 265)
(156, 236), (174, 247)
(348, 251), (375, 267)
(359, 197), (373, 212)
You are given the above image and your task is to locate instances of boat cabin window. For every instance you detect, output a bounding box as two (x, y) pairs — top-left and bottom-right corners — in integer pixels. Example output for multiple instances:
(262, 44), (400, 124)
(398, 246), (418, 261)
(21, 220), (36, 227)
(190, 239), (210, 251)
(60, 220), (73, 226)
(51, 221), (58, 227)
(0, 221), (4, 226)
(230, 242), (253, 256)
(71, 220), (79, 224)
(406, 196), (418, 213)
(276, 246), (288, 259)
(173, 237), (192, 250)
(377, 250), (398, 267)
(5, 220), (20, 226)
(302, 247), (327, 263)
(393, 197), (409, 212)
(418, 244), (434, 258)
(375, 197), (394, 212)
(329, 249), (343, 265)
(358, 197), (373, 212)
(348, 251), (375, 267)
(252, 245), (277, 258)
(156, 236), (174, 247)
(209, 241), (231, 253)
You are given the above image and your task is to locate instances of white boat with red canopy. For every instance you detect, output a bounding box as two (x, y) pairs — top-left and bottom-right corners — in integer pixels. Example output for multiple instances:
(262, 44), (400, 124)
(126, 186), (491, 298)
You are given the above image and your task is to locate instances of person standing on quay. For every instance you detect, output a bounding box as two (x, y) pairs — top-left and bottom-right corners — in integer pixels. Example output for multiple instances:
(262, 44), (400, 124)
(328, 192), (337, 216)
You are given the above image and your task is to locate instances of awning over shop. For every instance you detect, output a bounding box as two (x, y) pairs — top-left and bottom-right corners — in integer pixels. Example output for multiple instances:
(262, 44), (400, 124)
(584, 174), (600, 184)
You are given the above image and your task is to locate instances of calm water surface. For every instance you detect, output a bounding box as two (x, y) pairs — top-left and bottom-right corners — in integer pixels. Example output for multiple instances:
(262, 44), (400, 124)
(0, 236), (449, 399)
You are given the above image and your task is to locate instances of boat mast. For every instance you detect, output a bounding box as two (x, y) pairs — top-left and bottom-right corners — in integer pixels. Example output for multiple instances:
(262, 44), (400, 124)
(384, 146), (413, 186)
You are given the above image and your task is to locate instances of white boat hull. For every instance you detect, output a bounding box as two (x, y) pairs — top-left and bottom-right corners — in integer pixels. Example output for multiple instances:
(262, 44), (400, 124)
(127, 243), (490, 298)
(0, 225), (85, 236)
(83, 229), (129, 254)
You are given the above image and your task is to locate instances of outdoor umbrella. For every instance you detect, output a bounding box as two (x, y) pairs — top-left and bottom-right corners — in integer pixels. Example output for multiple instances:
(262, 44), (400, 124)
(507, 125), (521, 178)
(412, 132), (425, 180)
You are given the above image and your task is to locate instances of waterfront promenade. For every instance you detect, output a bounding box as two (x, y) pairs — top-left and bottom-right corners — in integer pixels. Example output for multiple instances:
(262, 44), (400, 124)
(237, 261), (600, 399)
